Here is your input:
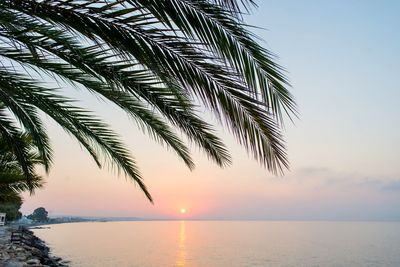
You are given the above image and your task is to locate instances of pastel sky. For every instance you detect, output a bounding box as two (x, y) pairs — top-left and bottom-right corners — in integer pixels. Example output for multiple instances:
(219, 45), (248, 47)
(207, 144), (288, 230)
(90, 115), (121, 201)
(22, 0), (400, 220)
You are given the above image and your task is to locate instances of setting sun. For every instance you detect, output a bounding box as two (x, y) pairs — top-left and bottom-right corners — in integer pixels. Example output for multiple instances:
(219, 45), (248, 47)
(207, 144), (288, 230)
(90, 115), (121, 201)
(180, 208), (187, 214)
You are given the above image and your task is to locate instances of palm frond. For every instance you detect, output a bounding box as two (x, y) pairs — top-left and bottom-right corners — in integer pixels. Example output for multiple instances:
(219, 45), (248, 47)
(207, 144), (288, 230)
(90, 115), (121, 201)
(0, 69), (153, 201)
(0, 11), (231, 167)
(0, 110), (37, 188)
(0, 0), (296, 201)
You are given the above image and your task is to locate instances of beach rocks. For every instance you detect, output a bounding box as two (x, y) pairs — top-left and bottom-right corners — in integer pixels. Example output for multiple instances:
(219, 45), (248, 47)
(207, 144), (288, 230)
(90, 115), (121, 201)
(0, 227), (68, 267)
(4, 260), (25, 267)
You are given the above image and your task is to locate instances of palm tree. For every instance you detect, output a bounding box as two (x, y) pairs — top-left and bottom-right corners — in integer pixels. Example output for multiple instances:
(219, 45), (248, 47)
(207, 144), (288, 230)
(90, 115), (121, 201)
(0, 0), (296, 202)
(0, 131), (44, 220)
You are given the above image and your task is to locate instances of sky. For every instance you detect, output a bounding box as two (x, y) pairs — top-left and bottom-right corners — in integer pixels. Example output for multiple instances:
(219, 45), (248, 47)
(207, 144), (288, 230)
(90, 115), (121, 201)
(21, 0), (400, 220)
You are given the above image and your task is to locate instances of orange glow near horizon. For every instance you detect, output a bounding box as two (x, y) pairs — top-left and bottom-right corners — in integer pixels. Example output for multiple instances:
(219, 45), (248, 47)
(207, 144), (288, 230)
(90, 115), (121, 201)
(180, 208), (187, 214)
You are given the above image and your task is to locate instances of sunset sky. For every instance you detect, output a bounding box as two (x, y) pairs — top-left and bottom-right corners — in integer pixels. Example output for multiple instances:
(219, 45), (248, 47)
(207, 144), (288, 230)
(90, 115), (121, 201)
(22, 0), (400, 220)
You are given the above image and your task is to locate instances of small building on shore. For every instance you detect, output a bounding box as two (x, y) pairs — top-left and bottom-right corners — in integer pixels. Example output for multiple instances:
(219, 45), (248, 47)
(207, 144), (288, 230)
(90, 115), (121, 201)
(0, 213), (6, 226)
(17, 216), (33, 225)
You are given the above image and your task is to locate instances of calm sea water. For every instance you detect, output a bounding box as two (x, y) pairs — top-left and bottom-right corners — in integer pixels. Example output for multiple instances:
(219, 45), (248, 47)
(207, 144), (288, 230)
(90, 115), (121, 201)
(33, 221), (400, 267)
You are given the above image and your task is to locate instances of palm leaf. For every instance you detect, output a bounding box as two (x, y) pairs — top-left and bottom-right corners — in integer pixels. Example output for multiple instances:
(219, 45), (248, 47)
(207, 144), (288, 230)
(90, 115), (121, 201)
(0, 0), (296, 201)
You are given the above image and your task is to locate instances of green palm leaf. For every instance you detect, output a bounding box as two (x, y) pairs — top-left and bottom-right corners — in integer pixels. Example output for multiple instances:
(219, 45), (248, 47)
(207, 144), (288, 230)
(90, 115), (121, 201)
(0, 0), (296, 202)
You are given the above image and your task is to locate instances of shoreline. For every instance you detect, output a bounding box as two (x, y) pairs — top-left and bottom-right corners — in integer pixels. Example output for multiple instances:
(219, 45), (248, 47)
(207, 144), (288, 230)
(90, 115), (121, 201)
(0, 226), (69, 267)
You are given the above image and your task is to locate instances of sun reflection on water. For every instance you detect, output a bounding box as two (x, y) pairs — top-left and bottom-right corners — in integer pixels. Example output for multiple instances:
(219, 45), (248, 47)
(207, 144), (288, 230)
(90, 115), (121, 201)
(174, 221), (187, 267)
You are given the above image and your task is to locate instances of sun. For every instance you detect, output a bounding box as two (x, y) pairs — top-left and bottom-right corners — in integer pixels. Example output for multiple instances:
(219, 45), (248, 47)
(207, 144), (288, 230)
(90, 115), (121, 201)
(180, 208), (187, 214)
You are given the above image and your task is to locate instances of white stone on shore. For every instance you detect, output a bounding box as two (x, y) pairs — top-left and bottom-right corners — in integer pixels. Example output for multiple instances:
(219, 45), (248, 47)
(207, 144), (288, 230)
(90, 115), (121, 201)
(25, 258), (41, 265)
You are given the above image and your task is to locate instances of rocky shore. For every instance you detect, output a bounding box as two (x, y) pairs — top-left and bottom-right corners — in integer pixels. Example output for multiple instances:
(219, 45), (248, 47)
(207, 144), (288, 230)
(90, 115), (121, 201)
(0, 226), (69, 267)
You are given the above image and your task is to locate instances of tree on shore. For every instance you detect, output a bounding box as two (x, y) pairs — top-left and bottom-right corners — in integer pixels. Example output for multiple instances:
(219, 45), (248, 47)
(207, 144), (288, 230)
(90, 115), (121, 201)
(0, 0), (296, 201)
(27, 207), (49, 222)
(0, 198), (22, 221)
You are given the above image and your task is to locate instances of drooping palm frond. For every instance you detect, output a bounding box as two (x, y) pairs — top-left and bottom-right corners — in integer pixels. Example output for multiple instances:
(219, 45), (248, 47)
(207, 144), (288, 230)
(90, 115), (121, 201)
(0, 130), (45, 197)
(0, 0), (296, 202)
(0, 108), (39, 186)
(0, 172), (44, 195)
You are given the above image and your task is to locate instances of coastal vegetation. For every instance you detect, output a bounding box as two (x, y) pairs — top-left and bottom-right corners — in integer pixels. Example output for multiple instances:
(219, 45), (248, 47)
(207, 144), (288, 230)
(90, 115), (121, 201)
(27, 207), (49, 223)
(0, 200), (22, 221)
(0, 0), (296, 201)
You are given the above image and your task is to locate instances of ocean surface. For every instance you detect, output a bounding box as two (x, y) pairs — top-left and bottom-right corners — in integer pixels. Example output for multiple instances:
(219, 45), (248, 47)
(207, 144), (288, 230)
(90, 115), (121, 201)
(33, 221), (400, 267)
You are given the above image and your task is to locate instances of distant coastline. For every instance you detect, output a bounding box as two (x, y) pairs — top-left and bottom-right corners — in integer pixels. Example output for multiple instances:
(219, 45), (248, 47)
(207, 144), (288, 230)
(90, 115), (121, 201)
(13, 216), (144, 227)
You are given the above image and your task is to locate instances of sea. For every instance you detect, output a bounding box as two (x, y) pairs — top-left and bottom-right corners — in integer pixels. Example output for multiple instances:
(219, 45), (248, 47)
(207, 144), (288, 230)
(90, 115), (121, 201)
(33, 221), (400, 267)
